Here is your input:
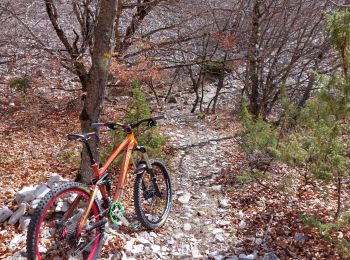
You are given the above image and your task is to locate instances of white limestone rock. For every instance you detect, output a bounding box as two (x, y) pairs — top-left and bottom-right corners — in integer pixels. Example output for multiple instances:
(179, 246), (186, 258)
(178, 192), (191, 204)
(34, 184), (50, 198)
(0, 207), (13, 223)
(15, 186), (36, 204)
(8, 203), (27, 225)
(19, 216), (31, 231)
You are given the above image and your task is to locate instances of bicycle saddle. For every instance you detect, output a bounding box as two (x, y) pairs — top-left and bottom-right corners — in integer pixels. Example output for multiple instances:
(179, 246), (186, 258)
(67, 132), (97, 141)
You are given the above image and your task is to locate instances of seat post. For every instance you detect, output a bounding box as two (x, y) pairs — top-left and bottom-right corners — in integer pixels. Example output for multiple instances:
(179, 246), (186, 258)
(83, 139), (96, 165)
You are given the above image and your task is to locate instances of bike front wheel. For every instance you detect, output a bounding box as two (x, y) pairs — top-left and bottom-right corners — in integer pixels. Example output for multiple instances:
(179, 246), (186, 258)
(27, 182), (104, 260)
(134, 160), (172, 230)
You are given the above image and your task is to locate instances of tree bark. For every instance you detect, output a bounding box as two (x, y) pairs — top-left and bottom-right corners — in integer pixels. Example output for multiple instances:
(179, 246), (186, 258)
(210, 56), (227, 113)
(79, 0), (118, 183)
(247, 0), (261, 117)
(335, 176), (342, 220)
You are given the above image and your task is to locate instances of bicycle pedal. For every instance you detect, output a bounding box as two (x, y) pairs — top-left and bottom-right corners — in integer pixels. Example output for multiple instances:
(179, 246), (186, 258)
(116, 213), (130, 226)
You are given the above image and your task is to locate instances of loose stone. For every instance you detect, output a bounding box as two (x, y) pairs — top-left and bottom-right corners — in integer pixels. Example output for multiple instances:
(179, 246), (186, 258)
(19, 216), (31, 231)
(34, 184), (50, 199)
(183, 223), (192, 232)
(15, 186), (36, 204)
(262, 252), (280, 260)
(178, 192), (191, 204)
(0, 207), (13, 223)
(219, 198), (230, 208)
(239, 220), (246, 229)
(151, 244), (161, 253)
(8, 203), (27, 225)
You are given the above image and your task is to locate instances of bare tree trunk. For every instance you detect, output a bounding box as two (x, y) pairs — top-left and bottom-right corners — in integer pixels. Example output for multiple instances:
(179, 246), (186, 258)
(247, 0), (261, 117)
(191, 87), (200, 113)
(79, 0), (118, 183)
(145, 77), (160, 107)
(189, 66), (202, 113)
(297, 74), (315, 109)
(298, 51), (324, 108)
(335, 176), (342, 220)
(44, 0), (91, 92)
(199, 74), (205, 113)
(209, 59), (226, 113)
(164, 68), (179, 103)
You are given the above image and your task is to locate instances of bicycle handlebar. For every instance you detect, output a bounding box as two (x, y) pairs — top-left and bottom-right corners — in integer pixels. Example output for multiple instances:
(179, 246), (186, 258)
(91, 122), (123, 130)
(130, 115), (166, 129)
(91, 123), (105, 128)
(91, 115), (165, 132)
(152, 115), (166, 121)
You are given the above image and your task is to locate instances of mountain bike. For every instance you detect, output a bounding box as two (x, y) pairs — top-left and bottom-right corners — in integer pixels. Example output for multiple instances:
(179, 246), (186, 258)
(26, 116), (172, 259)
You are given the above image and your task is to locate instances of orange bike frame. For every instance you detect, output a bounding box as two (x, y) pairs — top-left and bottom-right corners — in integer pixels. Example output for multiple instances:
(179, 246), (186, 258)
(77, 132), (138, 233)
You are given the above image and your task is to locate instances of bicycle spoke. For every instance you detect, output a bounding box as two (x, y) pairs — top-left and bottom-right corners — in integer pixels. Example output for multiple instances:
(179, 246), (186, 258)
(31, 186), (103, 259)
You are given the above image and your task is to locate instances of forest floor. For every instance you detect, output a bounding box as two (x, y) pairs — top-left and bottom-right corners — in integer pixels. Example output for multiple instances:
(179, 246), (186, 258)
(0, 82), (349, 259)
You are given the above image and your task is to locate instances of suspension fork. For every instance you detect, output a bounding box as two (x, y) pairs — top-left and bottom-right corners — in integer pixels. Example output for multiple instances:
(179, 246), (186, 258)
(142, 150), (162, 197)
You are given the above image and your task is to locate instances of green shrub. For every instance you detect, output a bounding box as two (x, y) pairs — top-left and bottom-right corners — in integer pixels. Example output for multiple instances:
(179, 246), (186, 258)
(281, 75), (350, 183)
(326, 10), (350, 75)
(239, 98), (279, 156)
(236, 169), (264, 184)
(301, 214), (350, 256)
(9, 76), (31, 93)
(239, 10), (350, 185)
(204, 61), (229, 75)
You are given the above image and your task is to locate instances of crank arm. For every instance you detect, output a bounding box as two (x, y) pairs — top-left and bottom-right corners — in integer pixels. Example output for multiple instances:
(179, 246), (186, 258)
(86, 218), (107, 232)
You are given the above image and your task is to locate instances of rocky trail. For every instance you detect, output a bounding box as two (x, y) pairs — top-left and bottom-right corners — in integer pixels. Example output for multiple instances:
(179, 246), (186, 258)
(119, 113), (240, 259)
(1, 85), (275, 260)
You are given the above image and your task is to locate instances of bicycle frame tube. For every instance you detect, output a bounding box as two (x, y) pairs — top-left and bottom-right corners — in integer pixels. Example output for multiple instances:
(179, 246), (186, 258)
(78, 133), (137, 233)
(113, 144), (133, 201)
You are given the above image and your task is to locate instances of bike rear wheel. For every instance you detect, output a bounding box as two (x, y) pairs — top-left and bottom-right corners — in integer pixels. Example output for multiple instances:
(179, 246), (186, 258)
(27, 182), (104, 260)
(134, 160), (172, 230)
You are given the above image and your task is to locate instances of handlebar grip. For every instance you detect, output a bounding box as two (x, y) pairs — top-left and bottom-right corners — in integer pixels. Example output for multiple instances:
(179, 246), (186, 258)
(152, 115), (165, 120)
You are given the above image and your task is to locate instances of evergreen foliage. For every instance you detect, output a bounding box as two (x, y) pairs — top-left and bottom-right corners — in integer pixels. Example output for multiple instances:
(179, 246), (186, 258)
(124, 80), (152, 123)
(204, 61), (229, 76)
(239, 98), (279, 156)
(327, 10), (350, 76)
(277, 11), (350, 184)
(301, 214), (350, 257)
(9, 76), (31, 93)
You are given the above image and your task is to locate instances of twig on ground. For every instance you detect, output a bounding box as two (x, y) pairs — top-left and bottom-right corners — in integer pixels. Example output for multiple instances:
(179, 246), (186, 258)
(173, 135), (238, 150)
(258, 213), (274, 250)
